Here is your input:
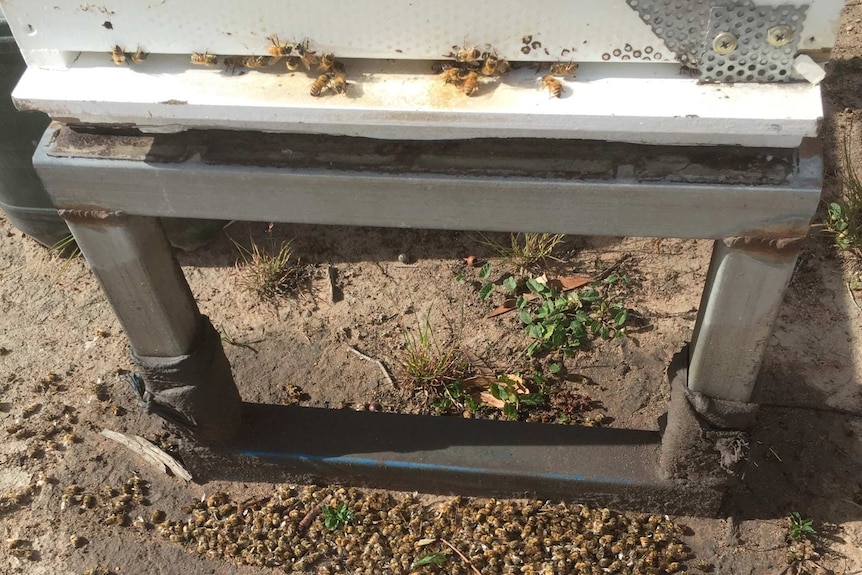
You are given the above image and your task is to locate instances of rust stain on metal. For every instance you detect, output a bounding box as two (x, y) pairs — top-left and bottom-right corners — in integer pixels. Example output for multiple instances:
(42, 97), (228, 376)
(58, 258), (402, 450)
(723, 234), (804, 256)
(58, 208), (127, 226)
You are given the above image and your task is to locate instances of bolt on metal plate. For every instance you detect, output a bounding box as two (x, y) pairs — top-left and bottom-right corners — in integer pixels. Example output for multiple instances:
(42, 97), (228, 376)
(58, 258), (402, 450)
(712, 32), (738, 54)
(699, 4), (808, 83)
(625, 0), (748, 67)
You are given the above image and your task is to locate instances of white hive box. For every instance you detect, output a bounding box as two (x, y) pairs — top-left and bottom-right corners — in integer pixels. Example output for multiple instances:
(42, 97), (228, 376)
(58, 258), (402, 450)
(0, 0), (846, 146)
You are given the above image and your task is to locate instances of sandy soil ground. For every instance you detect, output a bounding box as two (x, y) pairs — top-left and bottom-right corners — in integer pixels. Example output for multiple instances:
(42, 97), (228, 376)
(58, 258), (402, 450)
(2, 3), (862, 574)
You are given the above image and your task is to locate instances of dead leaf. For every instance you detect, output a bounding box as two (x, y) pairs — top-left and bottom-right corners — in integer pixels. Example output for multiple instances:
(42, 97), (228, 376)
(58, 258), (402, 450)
(550, 275), (593, 291)
(484, 275), (593, 318)
(464, 374), (527, 409)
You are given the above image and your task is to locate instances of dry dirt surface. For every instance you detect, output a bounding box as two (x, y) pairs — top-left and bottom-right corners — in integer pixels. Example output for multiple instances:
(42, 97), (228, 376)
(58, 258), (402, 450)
(3, 5), (862, 575)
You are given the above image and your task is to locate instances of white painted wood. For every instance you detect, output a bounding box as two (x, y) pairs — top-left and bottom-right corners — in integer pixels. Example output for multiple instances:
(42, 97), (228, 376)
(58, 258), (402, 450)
(13, 56), (823, 147)
(0, 0), (841, 70)
(0, 0), (673, 68)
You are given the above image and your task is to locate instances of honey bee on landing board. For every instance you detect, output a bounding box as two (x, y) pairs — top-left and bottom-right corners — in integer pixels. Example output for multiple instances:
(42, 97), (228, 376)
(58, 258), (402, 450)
(317, 52), (336, 74)
(129, 46), (148, 64)
(442, 67), (464, 85)
(266, 35), (292, 64)
(462, 71), (480, 96)
(191, 51), (218, 66)
(111, 45), (126, 66)
(242, 55), (273, 68)
(294, 39), (319, 70)
(309, 73), (331, 97)
(444, 43), (481, 67)
(540, 74), (563, 98)
(549, 60), (578, 76)
(330, 71), (348, 95)
(285, 56), (301, 71)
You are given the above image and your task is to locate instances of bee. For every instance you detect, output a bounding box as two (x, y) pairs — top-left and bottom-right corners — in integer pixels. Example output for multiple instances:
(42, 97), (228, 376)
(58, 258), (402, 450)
(540, 74), (563, 98)
(191, 51), (218, 66)
(317, 52), (336, 73)
(480, 53), (500, 76)
(309, 74), (331, 97)
(462, 71), (480, 96)
(285, 56), (301, 71)
(445, 43), (481, 67)
(111, 45), (126, 66)
(129, 47), (148, 64)
(330, 71), (348, 95)
(266, 35), (292, 64)
(242, 55), (272, 68)
(294, 39), (319, 70)
(549, 60), (578, 76)
(442, 67), (464, 85)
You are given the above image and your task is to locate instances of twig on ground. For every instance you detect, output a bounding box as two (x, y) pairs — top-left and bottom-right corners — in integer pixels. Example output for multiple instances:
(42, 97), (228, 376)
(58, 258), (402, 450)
(100, 429), (192, 481)
(298, 505), (322, 532)
(347, 345), (395, 388)
(594, 253), (634, 282)
(440, 538), (481, 575)
(219, 327), (263, 354)
(848, 281), (862, 313)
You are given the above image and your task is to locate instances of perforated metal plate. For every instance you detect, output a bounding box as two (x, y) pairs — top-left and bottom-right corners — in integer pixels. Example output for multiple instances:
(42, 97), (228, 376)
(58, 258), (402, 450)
(625, 0), (744, 66)
(700, 5), (807, 83)
(625, 1), (809, 83)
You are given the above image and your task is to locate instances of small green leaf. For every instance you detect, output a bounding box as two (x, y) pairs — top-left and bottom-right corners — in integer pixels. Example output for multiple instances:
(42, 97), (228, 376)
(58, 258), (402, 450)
(548, 362), (561, 374)
(519, 310), (533, 324)
(411, 552), (448, 568)
(503, 276), (517, 292)
(526, 341), (541, 356)
(503, 403), (518, 420)
(478, 262), (491, 279)
(516, 295), (527, 309)
(526, 278), (543, 294)
(478, 283), (494, 300)
(489, 382), (504, 400)
(518, 393), (546, 406)
(614, 310), (628, 326)
(455, 273), (466, 283)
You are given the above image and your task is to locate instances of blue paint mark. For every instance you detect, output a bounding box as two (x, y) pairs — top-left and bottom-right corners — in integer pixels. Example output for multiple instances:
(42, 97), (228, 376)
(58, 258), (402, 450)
(238, 450), (636, 486)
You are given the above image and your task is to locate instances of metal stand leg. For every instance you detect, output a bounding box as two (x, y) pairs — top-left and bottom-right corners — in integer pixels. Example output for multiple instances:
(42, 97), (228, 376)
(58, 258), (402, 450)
(60, 210), (241, 442)
(688, 236), (803, 403)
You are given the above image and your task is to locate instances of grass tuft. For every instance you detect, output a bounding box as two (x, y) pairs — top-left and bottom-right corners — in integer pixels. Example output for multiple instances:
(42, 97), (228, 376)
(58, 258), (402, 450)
(232, 234), (312, 304)
(478, 232), (566, 271)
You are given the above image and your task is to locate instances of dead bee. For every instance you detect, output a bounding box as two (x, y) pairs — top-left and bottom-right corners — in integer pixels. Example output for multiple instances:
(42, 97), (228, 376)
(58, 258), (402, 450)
(549, 60), (578, 76)
(309, 74), (331, 97)
(540, 74), (563, 98)
(317, 52), (336, 73)
(462, 71), (480, 96)
(191, 51), (218, 66)
(129, 47), (148, 64)
(330, 71), (348, 95)
(111, 45), (126, 66)
(266, 35), (292, 64)
(285, 56), (301, 71)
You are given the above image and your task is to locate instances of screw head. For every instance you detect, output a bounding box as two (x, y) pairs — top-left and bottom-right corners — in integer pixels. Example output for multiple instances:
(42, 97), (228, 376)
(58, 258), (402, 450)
(767, 25), (793, 47)
(712, 32), (738, 55)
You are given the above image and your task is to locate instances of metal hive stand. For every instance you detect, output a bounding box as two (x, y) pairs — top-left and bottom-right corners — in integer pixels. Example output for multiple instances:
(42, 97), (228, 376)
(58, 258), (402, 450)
(34, 126), (822, 514)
